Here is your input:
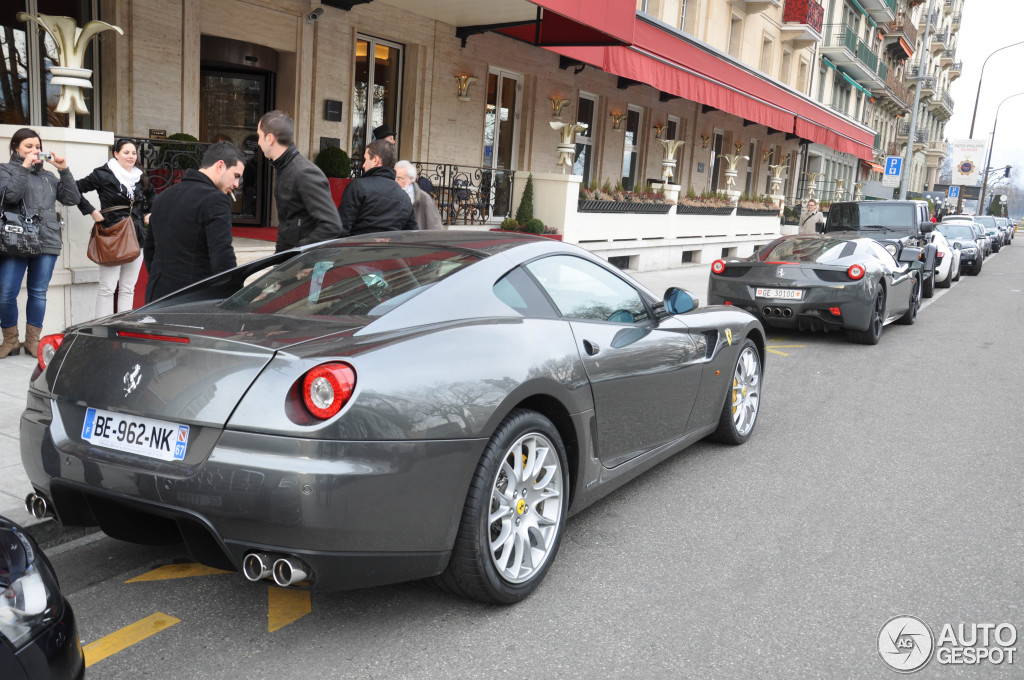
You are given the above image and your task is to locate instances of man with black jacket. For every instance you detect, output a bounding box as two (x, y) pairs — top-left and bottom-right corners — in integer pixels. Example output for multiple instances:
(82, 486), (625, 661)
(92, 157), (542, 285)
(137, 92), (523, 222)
(257, 110), (343, 252)
(143, 142), (241, 302)
(339, 140), (417, 236)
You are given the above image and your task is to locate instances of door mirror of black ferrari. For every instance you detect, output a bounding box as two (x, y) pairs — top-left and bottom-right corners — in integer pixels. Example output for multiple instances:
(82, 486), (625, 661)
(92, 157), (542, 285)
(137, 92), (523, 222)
(898, 246), (923, 263)
(664, 287), (699, 314)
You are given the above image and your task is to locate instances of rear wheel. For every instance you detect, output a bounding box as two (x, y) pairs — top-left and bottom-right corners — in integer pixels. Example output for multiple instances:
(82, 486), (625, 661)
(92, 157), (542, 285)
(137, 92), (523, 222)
(938, 263), (952, 288)
(709, 339), (761, 445)
(436, 409), (568, 604)
(846, 285), (885, 345)
(896, 275), (920, 325)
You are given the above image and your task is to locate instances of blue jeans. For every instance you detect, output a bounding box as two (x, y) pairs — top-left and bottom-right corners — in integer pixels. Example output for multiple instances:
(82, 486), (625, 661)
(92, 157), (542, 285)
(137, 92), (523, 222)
(0, 254), (59, 328)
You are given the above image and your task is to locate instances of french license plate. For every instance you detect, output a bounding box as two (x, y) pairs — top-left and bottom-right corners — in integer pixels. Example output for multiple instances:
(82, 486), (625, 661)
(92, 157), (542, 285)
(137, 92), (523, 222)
(81, 407), (190, 461)
(755, 287), (803, 300)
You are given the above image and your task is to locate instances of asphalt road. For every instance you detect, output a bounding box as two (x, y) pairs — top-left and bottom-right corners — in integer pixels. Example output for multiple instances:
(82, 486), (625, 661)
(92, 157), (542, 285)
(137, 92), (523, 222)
(46, 243), (1024, 679)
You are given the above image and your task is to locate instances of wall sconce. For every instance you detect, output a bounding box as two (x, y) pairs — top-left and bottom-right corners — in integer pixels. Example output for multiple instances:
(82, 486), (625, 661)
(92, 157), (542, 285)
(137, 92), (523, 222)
(700, 134), (711, 148)
(734, 141), (744, 154)
(782, 153), (792, 165)
(652, 123), (665, 139)
(550, 97), (571, 119)
(611, 112), (626, 130)
(454, 74), (477, 101)
(762, 149), (773, 163)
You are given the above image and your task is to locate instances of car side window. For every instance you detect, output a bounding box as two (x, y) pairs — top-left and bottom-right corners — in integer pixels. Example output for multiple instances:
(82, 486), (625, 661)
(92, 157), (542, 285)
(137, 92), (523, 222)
(493, 267), (559, 318)
(525, 255), (649, 323)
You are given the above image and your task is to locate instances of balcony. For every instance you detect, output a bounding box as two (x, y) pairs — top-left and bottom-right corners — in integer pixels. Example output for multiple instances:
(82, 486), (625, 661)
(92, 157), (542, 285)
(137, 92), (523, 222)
(822, 24), (885, 88)
(883, 16), (917, 60)
(929, 88), (954, 119)
(925, 141), (945, 163)
(896, 122), (928, 152)
(728, 0), (783, 12)
(876, 70), (911, 109)
(781, 0), (824, 46)
(952, 11), (962, 29)
(918, 76), (936, 101)
(930, 31), (948, 54)
(859, 0), (897, 23)
(948, 60), (962, 81)
(939, 48), (955, 68)
(942, 0), (953, 15)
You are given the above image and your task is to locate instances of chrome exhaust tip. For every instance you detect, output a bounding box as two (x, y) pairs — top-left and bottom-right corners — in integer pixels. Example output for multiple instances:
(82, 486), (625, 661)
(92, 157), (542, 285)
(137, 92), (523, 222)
(781, 307), (793, 318)
(272, 556), (312, 587)
(25, 493), (50, 519)
(242, 552), (276, 582)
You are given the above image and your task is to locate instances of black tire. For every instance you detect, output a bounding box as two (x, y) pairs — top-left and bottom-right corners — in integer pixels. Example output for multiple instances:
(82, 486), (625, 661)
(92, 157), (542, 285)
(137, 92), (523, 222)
(435, 409), (569, 604)
(969, 258), (982, 276)
(846, 285), (886, 345)
(896, 275), (920, 325)
(709, 339), (761, 445)
(938, 264), (952, 288)
(921, 269), (935, 298)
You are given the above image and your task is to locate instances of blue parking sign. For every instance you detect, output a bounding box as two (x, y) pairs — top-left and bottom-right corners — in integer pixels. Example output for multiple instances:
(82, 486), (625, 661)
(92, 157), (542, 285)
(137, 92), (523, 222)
(885, 156), (902, 176)
(948, 186), (960, 199)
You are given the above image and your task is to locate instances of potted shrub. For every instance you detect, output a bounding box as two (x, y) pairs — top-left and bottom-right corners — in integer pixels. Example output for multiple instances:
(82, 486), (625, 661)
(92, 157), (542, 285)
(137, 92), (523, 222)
(315, 146), (352, 207)
(675, 188), (734, 215)
(736, 193), (779, 216)
(578, 178), (671, 213)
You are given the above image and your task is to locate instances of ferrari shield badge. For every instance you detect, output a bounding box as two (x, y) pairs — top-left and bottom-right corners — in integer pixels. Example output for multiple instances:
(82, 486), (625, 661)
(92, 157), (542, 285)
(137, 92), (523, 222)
(123, 364), (142, 397)
(725, 329), (733, 346)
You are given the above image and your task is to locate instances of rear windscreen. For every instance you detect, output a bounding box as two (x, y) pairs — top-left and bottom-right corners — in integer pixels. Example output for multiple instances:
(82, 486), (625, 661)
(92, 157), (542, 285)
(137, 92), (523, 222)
(935, 223), (976, 240)
(760, 237), (862, 263)
(220, 245), (480, 317)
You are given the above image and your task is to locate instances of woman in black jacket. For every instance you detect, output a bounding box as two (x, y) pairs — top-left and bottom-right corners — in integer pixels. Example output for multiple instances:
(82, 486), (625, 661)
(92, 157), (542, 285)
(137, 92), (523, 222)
(76, 138), (156, 318)
(0, 128), (80, 359)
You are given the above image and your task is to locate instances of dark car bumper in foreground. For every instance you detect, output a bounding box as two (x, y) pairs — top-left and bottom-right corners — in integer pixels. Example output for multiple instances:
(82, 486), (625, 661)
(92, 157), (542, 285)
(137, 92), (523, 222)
(0, 598), (84, 680)
(21, 391), (487, 591)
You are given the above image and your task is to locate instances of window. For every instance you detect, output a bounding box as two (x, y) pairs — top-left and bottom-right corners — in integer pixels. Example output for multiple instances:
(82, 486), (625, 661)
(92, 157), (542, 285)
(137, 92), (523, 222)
(728, 15), (743, 59)
(817, 63), (827, 102)
(622, 106), (642, 191)
(744, 139), (758, 195)
(574, 93), (597, 185)
(1, 0), (96, 128)
(679, 0), (689, 32)
(797, 59), (809, 93)
(666, 115), (684, 179)
(780, 50), (793, 85)
(493, 267), (558, 318)
(760, 37), (773, 72)
(525, 256), (649, 324)
(352, 35), (403, 174)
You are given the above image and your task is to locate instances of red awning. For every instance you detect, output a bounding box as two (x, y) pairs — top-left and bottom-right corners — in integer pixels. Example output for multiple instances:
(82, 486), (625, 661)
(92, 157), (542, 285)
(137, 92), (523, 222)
(545, 19), (876, 161)
(498, 0), (635, 46)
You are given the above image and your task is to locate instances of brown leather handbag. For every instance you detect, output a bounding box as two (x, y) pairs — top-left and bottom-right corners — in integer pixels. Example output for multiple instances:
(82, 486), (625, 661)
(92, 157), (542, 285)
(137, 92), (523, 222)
(87, 201), (141, 266)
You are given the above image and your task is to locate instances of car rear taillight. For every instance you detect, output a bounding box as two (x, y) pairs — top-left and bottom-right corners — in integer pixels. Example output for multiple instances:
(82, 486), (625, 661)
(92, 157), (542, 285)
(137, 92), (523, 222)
(935, 251), (945, 259)
(847, 264), (866, 280)
(37, 334), (64, 371)
(711, 259), (726, 274)
(829, 307), (841, 316)
(301, 363), (356, 420)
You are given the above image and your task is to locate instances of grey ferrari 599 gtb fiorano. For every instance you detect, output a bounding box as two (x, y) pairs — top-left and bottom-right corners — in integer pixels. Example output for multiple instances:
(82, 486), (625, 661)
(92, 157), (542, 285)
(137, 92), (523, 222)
(21, 231), (765, 603)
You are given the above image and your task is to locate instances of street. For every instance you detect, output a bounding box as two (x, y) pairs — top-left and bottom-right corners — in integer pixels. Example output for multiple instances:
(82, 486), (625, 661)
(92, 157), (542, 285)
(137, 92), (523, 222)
(40, 244), (1024, 679)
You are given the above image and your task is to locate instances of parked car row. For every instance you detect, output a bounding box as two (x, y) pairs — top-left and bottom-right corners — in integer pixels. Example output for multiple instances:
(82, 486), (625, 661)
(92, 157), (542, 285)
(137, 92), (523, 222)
(707, 200), (998, 346)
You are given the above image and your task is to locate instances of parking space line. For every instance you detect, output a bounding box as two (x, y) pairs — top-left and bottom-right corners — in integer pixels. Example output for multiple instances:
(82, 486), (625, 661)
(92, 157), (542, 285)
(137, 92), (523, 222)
(83, 612), (180, 667)
(268, 586), (312, 632)
(766, 336), (806, 357)
(125, 563), (233, 583)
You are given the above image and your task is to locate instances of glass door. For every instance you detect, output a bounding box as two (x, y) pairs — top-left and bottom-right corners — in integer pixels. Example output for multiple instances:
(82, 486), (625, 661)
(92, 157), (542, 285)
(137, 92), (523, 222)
(351, 36), (403, 175)
(199, 69), (271, 225)
(483, 69), (521, 221)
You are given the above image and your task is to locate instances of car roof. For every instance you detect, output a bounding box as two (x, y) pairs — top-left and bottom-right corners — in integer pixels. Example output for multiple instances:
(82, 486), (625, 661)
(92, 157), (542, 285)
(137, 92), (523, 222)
(304, 229), (563, 258)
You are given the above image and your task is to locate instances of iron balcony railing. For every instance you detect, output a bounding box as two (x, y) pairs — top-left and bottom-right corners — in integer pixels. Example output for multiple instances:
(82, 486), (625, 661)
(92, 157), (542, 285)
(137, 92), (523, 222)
(782, 0), (824, 33)
(885, 71), (910, 107)
(949, 60), (962, 73)
(886, 16), (918, 48)
(897, 123), (929, 143)
(941, 89), (954, 110)
(412, 162), (516, 226)
(825, 23), (858, 54)
(116, 137), (211, 193)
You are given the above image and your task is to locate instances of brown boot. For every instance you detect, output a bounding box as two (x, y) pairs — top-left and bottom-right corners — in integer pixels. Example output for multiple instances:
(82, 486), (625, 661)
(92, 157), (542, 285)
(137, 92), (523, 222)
(0, 326), (19, 359)
(22, 324), (42, 358)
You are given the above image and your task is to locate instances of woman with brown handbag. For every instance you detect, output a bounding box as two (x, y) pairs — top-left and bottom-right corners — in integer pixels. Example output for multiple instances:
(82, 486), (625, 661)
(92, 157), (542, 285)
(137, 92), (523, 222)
(0, 128), (81, 359)
(76, 138), (156, 318)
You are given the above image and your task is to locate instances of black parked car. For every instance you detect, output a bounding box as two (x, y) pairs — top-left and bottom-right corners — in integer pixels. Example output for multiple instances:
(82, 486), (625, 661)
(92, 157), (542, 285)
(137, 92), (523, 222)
(935, 222), (982, 276)
(0, 516), (83, 680)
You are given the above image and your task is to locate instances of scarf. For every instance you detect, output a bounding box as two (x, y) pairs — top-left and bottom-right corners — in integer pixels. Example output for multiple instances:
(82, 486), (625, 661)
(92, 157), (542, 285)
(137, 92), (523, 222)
(107, 158), (142, 198)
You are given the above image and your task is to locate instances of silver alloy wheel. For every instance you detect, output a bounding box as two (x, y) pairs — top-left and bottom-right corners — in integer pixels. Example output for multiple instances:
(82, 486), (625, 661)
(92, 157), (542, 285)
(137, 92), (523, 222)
(488, 432), (564, 584)
(731, 346), (761, 437)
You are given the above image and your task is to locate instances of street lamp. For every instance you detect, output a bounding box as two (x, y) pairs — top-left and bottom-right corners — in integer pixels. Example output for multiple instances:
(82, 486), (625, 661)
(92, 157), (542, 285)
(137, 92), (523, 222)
(977, 91), (1024, 216)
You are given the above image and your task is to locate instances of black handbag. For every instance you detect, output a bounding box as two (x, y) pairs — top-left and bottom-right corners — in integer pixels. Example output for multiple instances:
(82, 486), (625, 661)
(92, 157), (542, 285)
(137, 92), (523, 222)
(0, 188), (43, 258)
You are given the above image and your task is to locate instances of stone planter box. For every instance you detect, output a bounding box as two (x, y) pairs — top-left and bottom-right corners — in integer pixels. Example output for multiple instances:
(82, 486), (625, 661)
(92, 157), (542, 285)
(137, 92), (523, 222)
(736, 207), (779, 217)
(675, 204), (734, 216)
(578, 199), (672, 214)
(490, 229), (563, 240)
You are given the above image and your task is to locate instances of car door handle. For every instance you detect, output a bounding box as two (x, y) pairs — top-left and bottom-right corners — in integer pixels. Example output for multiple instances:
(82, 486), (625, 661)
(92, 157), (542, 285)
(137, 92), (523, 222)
(583, 340), (600, 356)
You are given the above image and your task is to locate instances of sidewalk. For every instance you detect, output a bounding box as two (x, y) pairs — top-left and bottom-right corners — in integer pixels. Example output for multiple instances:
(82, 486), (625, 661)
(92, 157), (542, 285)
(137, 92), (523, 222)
(0, 260), (711, 546)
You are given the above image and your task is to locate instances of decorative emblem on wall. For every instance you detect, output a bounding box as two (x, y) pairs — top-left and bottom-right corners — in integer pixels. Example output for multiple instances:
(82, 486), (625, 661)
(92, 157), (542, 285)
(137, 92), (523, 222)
(550, 122), (588, 171)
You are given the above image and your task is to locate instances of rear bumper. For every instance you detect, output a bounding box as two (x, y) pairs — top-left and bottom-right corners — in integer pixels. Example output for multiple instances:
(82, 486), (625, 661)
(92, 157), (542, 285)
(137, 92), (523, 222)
(708, 279), (874, 332)
(21, 392), (485, 590)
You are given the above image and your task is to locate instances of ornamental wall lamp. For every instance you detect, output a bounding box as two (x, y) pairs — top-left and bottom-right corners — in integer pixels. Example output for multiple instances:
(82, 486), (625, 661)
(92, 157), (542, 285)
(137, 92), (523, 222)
(454, 74), (477, 101)
(550, 97), (571, 118)
(611, 112), (626, 130)
(700, 134), (711, 148)
(652, 123), (665, 139)
(734, 141), (744, 154)
(762, 148), (774, 163)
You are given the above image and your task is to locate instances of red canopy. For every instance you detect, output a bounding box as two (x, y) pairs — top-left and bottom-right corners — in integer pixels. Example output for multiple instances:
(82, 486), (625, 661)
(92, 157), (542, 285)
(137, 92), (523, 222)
(498, 0), (635, 46)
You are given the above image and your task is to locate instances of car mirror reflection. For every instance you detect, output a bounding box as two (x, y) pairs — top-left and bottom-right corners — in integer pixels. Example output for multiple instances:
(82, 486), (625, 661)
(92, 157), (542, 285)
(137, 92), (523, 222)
(664, 287), (699, 314)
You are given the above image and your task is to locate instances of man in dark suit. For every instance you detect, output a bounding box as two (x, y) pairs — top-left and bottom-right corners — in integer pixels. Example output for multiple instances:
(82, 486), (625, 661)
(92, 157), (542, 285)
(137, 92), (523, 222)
(338, 139), (417, 237)
(143, 141), (243, 302)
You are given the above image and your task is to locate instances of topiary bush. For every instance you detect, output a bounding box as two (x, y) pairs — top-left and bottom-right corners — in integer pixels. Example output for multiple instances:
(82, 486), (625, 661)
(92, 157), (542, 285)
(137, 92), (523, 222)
(515, 174), (535, 223)
(315, 146), (351, 178)
(524, 218), (545, 234)
(500, 217), (520, 231)
(162, 132), (201, 170)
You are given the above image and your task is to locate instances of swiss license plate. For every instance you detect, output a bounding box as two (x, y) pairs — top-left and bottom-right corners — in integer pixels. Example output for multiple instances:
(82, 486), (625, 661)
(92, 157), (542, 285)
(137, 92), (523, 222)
(755, 287), (803, 300)
(81, 407), (190, 461)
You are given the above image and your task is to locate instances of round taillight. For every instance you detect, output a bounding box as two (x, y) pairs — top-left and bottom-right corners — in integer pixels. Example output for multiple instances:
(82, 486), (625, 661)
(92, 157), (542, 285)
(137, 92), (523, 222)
(301, 363), (356, 420)
(847, 264), (866, 280)
(711, 259), (727, 275)
(37, 334), (64, 371)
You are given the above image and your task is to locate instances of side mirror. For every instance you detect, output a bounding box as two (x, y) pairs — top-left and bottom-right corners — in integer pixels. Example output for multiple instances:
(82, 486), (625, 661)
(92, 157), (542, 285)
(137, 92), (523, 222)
(664, 287), (699, 314)
(920, 221), (934, 234)
(898, 246), (923, 263)
(953, 241), (962, 250)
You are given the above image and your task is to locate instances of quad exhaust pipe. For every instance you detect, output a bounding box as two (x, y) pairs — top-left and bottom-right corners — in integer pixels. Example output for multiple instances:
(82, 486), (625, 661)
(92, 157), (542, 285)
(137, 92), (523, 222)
(762, 306), (793, 318)
(24, 493), (53, 519)
(243, 551), (313, 587)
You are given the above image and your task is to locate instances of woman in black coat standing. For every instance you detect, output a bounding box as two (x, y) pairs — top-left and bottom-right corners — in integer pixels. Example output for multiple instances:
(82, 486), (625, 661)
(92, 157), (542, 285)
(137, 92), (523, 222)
(76, 138), (156, 318)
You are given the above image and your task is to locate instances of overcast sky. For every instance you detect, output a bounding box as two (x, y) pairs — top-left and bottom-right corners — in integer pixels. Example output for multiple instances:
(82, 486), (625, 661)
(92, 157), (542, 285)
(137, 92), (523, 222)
(945, 1), (1024, 173)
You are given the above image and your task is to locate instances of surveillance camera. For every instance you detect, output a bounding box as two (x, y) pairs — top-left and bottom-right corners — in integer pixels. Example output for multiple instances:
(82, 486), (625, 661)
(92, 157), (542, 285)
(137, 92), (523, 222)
(307, 7), (324, 23)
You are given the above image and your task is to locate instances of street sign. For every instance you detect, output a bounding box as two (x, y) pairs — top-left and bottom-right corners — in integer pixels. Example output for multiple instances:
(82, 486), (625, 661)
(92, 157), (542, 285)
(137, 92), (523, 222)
(882, 156), (902, 188)
(948, 186), (960, 199)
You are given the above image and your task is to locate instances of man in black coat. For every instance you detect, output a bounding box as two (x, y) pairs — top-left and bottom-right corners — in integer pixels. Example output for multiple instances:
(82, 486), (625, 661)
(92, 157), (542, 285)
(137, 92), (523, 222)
(258, 110), (343, 253)
(143, 141), (242, 302)
(339, 140), (417, 236)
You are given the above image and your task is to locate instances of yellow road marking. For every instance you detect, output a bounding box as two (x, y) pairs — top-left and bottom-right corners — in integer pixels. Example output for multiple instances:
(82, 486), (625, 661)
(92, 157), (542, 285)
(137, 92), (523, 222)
(83, 612), (180, 667)
(125, 563), (233, 583)
(268, 586), (312, 632)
